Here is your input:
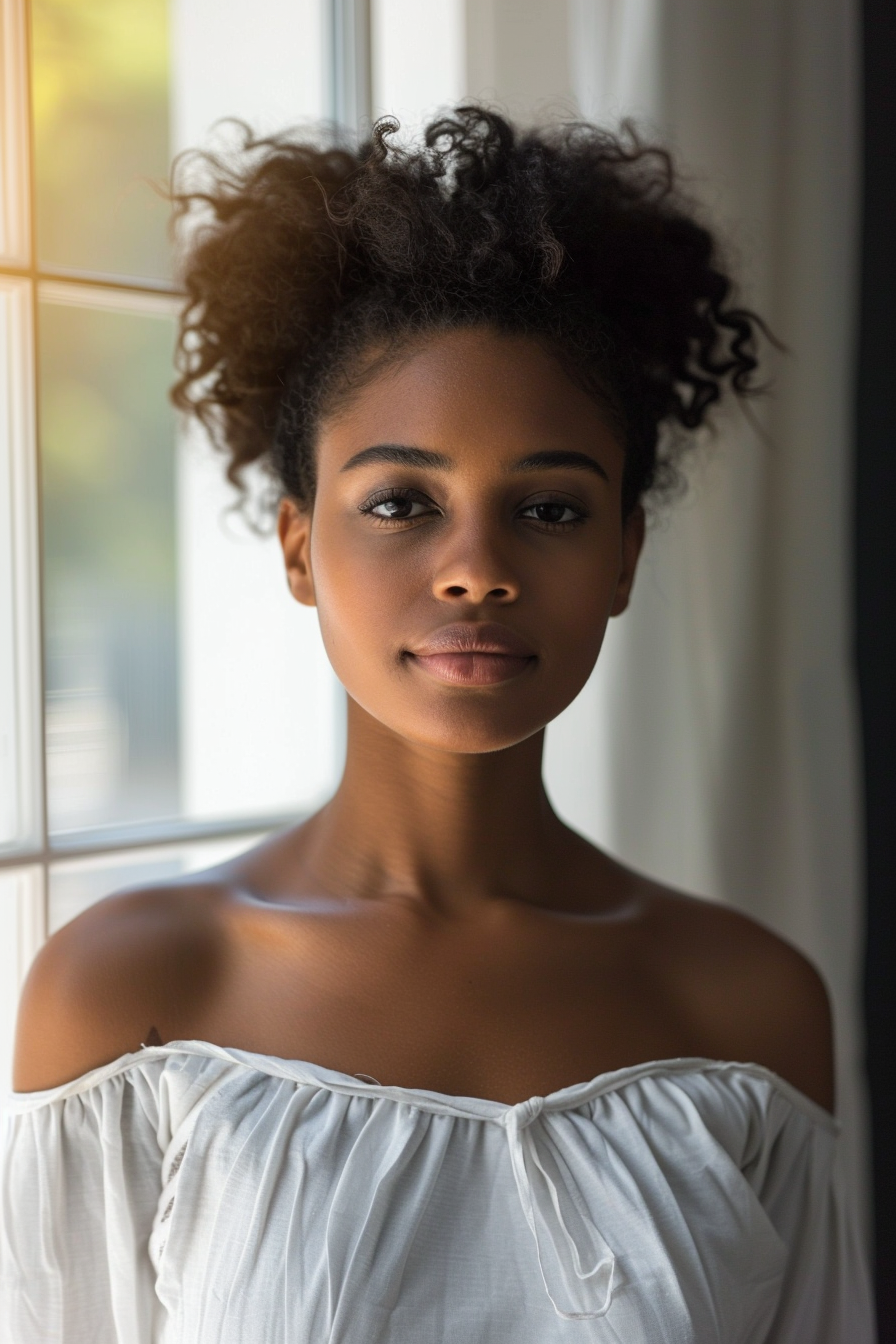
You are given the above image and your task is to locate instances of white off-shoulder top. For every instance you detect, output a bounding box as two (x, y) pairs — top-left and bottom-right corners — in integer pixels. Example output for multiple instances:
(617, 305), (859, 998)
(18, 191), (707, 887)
(0, 1042), (874, 1343)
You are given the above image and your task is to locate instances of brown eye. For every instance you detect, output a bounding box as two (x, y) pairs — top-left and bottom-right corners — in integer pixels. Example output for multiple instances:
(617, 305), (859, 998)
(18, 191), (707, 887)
(361, 489), (435, 521)
(373, 497), (416, 518)
(520, 501), (583, 526)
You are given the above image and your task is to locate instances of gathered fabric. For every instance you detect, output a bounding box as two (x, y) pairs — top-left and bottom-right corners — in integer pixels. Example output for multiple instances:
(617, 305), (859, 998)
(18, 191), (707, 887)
(0, 1043), (873, 1343)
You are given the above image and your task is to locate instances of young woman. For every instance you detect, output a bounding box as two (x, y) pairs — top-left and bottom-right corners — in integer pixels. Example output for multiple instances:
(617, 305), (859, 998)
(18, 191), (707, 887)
(2, 108), (872, 1342)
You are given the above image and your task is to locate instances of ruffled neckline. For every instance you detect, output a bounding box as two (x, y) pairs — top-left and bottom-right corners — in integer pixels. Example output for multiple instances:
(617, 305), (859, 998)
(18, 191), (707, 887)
(5, 1039), (838, 1130)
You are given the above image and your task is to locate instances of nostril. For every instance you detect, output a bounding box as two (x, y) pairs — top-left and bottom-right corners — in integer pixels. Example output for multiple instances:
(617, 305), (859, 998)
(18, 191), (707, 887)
(445, 586), (467, 596)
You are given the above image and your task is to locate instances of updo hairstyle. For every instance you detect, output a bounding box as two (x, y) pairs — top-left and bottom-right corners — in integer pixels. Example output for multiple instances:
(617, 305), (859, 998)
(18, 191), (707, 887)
(171, 106), (768, 518)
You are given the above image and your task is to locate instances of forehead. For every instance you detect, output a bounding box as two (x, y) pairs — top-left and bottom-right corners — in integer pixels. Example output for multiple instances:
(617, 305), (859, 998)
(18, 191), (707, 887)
(317, 327), (623, 467)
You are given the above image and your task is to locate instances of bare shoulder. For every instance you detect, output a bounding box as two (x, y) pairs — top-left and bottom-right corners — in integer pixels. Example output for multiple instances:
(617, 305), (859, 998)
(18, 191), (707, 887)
(13, 879), (230, 1093)
(643, 884), (835, 1112)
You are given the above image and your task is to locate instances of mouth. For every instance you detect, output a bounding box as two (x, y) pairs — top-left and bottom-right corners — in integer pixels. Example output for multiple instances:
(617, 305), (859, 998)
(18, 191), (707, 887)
(405, 623), (537, 686)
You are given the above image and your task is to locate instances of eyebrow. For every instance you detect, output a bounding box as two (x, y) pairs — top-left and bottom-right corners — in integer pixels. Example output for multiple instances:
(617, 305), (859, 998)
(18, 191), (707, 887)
(510, 450), (609, 482)
(340, 445), (453, 472)
(340, 444), (609, 481)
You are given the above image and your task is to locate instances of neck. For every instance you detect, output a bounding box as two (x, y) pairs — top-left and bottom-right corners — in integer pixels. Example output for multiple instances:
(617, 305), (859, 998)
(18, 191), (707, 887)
(301, 698), (571, 912)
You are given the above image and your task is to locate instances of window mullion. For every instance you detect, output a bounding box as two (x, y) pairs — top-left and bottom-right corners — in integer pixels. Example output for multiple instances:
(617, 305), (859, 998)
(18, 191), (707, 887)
(0, 277), (42, 857)
(0, 0), (30, 267)
(25, 0), (51, 944)
(331, 0), (372, 132)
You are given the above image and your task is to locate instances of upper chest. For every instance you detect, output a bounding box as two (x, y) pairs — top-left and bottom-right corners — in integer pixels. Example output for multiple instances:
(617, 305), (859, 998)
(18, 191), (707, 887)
(182, 894), (712, 1101)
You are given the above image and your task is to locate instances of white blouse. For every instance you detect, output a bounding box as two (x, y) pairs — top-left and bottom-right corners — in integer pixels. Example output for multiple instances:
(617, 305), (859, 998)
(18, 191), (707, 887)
(0, 1042), (873, 1343)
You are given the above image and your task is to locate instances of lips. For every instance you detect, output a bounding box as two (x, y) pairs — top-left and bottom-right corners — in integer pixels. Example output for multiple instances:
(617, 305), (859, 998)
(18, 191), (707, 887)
(406, 623), (536, 686)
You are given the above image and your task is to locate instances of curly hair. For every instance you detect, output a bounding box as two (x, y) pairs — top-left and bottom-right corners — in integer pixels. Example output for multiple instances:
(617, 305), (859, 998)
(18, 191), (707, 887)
(170, 106), (768, 518)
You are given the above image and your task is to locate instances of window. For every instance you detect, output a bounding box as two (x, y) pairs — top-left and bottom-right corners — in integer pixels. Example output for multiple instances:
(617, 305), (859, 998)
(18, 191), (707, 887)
(0, 0), (397, 1088)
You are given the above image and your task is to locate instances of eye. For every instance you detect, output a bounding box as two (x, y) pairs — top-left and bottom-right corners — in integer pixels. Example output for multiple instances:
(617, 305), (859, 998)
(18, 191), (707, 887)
(518, 500), (586, 528)
(359, 488), (437, 522)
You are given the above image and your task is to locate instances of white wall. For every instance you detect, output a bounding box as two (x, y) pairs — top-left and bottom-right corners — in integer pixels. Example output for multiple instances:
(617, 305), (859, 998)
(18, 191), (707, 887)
(464, 0), (575, 121)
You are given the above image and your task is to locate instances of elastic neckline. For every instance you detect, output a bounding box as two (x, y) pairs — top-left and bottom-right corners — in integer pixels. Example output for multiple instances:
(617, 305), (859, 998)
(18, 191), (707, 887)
(5, 1039), (839, 1132)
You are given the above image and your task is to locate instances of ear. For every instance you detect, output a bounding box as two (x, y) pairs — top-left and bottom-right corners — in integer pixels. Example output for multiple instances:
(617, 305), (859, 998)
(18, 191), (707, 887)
(609, 504), (646, 617)
(278, 497), (316, 607)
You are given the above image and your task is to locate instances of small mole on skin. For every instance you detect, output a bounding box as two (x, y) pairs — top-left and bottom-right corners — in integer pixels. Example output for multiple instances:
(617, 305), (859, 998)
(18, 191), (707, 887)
(144, 1026), (163, 1047)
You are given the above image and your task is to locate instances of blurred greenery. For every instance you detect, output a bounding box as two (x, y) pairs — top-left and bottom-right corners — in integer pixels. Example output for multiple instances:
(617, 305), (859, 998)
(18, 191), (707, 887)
(40, 301), (177, 598)
(31, 0), (172, 279)
(40, 300), (180, 828)
(31, 0), (181, 828)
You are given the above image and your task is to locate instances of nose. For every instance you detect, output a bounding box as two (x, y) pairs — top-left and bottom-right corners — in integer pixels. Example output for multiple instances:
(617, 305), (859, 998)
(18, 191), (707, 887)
(431, 523), (520, 605)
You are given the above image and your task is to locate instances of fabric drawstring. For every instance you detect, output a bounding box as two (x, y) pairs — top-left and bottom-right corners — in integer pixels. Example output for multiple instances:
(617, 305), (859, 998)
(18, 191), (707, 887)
(503, 1098), (616, 1320)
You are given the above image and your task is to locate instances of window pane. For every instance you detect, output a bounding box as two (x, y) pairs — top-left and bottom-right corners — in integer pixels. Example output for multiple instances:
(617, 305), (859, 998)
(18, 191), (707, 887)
(371, 0), (464, 132)
(48, 834), (263, 933)
(40, 285), (343, 838)
(0, 278), (42, 854)
(178, 433), (343, 823)
(0, 865), (45, 1091)
(170, 0), (327, 152)
(40, 288), (180, 833)
(169, 0), (340, 828)
(30, 0), (330, 283)
(31, 0), (173, 280)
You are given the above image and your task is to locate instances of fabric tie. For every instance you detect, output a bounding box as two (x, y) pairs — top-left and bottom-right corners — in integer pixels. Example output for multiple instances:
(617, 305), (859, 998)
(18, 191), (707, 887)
(503, 1097), (616, 1320)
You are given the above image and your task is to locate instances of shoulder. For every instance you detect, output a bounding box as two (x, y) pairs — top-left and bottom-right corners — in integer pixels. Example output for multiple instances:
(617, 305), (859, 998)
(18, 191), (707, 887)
(644, 887), (834, 1112)
(13, 880), (231, 1093)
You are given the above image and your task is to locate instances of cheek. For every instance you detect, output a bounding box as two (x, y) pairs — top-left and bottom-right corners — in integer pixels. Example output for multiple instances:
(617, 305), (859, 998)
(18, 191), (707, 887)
(530, 532), (620, 648)
(308, 516), (409, 680)
(525, 532), (624, 717)
(538, 583), (612, 709)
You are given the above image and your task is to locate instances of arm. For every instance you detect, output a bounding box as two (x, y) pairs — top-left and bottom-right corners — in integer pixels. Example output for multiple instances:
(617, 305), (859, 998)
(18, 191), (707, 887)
(13, 883), (226, 1092)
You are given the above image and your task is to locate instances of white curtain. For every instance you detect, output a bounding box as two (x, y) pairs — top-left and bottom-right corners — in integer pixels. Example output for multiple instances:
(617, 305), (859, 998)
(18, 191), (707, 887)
(521, 0), (867, 1212)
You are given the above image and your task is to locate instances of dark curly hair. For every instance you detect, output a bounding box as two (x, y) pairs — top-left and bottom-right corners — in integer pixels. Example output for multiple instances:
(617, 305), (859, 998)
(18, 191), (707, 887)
(170, 106), (769, 518)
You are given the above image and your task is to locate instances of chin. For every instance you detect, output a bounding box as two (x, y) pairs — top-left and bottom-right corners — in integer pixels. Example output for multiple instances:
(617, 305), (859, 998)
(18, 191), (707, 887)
(340, 664), (593, 756)
(404, 727), (541, 756)
(386, 698), (552, 755)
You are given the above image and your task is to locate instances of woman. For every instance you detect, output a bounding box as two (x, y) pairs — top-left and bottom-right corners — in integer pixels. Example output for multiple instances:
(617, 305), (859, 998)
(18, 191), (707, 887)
(1, 109), (872, 1342)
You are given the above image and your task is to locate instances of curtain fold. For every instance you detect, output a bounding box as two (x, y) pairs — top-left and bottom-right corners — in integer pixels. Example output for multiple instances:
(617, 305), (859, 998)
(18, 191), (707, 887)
(542, 0), (866, 1217)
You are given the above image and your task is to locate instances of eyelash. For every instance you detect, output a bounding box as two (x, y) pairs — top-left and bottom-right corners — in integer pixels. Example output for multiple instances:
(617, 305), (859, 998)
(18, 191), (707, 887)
(357, 487), (589, 531)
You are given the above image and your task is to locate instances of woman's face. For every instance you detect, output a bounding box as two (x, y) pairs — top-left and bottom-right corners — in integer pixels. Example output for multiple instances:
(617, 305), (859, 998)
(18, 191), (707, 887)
(279, 327), (644, 754)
